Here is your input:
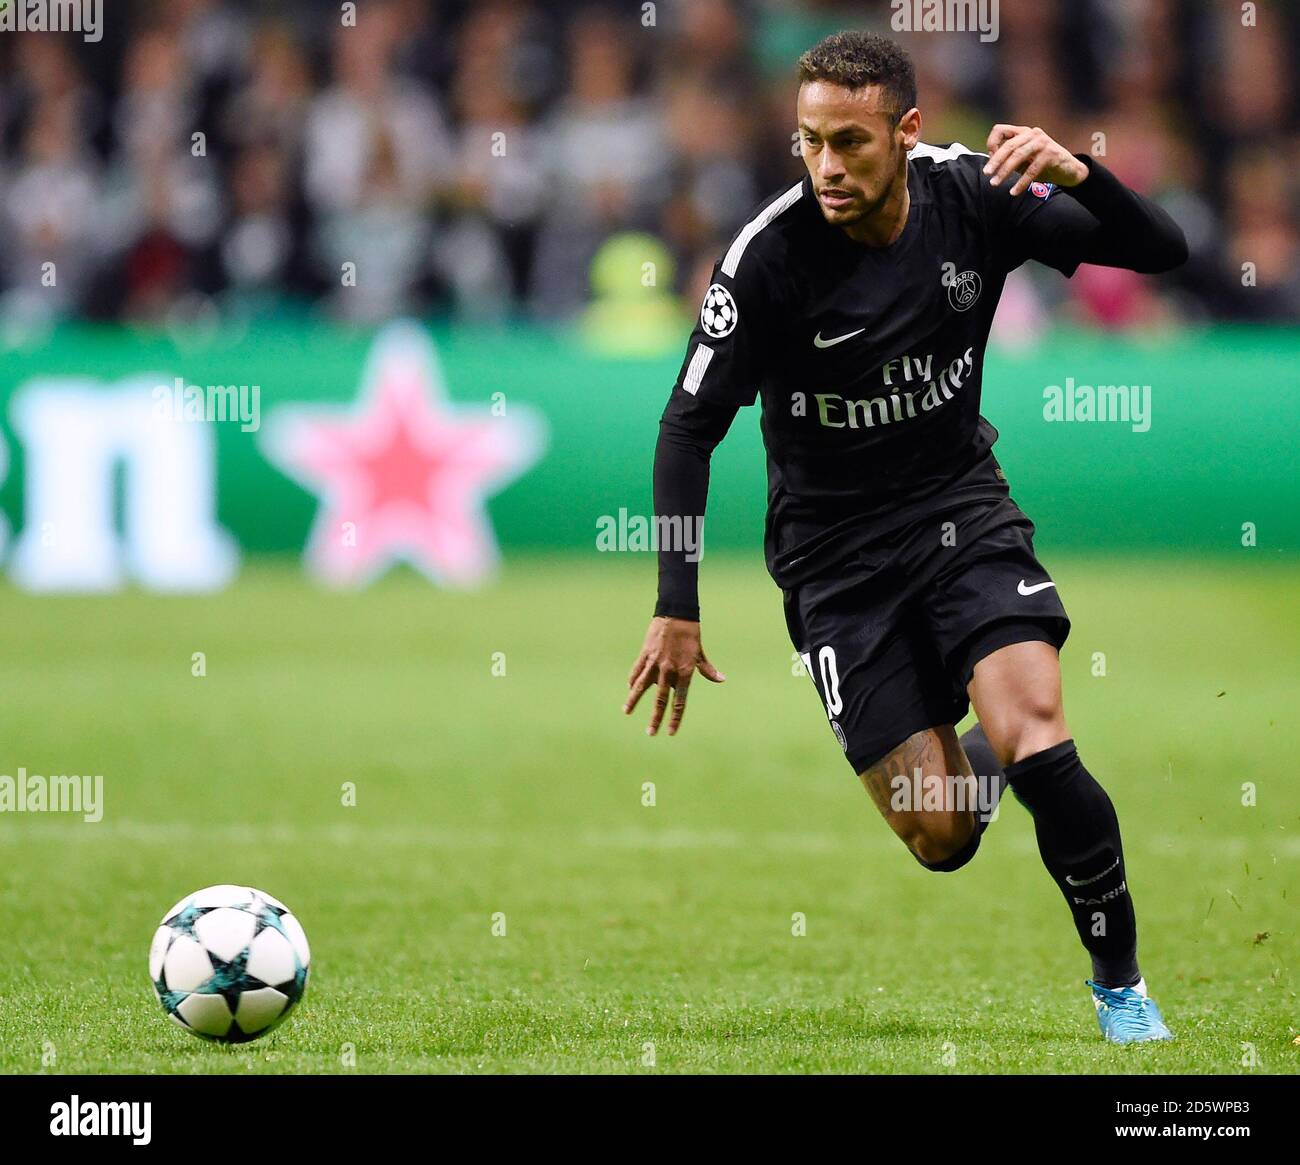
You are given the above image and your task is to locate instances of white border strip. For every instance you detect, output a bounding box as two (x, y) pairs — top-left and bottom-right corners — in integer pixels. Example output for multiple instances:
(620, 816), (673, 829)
(721, 182), (804, 277)
(682, 344), (714, 396)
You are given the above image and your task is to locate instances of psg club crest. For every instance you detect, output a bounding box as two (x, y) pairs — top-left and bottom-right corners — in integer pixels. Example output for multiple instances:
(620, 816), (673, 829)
(948, 269), (982, 313)
(700, 283), (738, 338)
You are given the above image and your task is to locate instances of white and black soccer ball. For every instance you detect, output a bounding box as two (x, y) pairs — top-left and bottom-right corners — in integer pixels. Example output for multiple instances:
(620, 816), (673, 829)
(149, 884), (310, 1043)
(700, 282), (738, 338)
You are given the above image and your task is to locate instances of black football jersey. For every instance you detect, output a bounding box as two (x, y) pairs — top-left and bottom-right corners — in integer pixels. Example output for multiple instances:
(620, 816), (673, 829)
(654, 143), (1187, 616)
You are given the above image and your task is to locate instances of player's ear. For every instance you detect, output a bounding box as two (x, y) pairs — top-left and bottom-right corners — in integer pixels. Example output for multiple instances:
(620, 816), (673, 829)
(898, 107), (921, 150)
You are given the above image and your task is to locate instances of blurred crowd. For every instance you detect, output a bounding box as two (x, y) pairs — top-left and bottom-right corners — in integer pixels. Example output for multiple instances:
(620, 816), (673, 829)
(1, 0), (1298, 335)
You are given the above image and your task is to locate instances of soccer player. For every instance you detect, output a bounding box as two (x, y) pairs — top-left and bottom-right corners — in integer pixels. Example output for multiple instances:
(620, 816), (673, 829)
(624, 31), (1187, 1044)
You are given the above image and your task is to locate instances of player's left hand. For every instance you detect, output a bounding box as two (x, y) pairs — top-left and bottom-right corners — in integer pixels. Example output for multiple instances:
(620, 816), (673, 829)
(983, 125), (1089, 196)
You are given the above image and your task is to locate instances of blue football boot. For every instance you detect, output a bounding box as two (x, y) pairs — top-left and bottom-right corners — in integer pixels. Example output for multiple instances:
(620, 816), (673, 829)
(1087, 978), (1174, 1044)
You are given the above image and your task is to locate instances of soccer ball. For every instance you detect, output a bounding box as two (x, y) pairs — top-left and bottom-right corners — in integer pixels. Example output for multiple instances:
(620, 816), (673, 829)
(149, 884), (310, 1043)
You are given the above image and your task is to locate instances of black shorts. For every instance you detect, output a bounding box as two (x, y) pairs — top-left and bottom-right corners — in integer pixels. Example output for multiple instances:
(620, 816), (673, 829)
(782, 498), (1070, 773)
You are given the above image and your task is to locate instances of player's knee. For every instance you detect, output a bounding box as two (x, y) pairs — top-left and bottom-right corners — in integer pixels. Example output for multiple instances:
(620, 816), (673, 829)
(984, 696), (1067, 767)
(903, 813), (978, 870)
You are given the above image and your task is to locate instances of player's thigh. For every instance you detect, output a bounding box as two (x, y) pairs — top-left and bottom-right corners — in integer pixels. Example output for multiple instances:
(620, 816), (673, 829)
(967, 640), (1068, 766)
(924, 506), (1071, 665)
(921, 504), (1071, 764)
(786, 581), (964, 780)
(855, 724), (979, 860)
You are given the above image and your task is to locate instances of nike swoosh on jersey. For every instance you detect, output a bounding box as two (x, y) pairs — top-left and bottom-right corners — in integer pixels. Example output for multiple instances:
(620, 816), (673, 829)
(1017, 579), (1057, 596)
(812, 328), (865, 349)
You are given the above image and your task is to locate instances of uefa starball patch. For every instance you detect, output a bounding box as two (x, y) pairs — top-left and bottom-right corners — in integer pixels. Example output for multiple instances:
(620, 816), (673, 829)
(700, 283), (739, 338)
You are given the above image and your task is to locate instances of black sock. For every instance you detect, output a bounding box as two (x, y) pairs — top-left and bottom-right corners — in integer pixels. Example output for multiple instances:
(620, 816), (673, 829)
(1003, 739), (1141, 988)
(959, 723), (1006, 836)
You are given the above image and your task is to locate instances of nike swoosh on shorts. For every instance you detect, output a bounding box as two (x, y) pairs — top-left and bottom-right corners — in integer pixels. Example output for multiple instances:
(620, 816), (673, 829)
(1017, 579), (1057, 596)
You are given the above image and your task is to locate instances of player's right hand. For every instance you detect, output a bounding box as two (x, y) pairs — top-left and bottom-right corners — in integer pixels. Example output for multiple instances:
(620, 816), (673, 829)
(623, 616), (726, 737)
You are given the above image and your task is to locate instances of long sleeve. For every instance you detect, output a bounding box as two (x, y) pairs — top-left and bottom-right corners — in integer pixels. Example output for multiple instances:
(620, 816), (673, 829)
(987, 153), (1188, 276)
(653, 403), (736, 621)
(653, 254), (771, 620)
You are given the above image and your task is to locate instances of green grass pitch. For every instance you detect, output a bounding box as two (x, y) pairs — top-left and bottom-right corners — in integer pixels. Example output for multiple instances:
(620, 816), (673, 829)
(0, 556), (1296, 1074)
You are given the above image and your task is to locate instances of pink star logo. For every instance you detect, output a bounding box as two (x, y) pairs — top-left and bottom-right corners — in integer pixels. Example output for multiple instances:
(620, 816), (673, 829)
(261, 322), (544, 587)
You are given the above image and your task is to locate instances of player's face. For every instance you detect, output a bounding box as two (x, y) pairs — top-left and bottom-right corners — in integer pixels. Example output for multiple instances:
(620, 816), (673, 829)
(797, 82), (918, 226)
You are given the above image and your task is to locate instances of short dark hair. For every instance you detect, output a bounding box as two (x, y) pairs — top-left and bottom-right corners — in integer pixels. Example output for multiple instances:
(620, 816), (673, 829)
(796, 31), (917, 122)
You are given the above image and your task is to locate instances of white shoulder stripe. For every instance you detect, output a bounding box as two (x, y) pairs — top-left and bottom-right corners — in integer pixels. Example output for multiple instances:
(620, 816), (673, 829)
(908, 140), (988, 163)
(721, 182), (804, 278)
(682, 343), (714, 396)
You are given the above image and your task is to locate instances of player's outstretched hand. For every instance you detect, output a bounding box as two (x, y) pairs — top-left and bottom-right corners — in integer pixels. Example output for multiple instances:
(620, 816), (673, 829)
(983, 124), (1089, 196)
(624, 616), (726, 737)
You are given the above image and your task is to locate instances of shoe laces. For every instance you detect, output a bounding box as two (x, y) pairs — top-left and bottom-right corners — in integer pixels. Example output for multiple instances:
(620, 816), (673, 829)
(1090, 982), (1149, 1033)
